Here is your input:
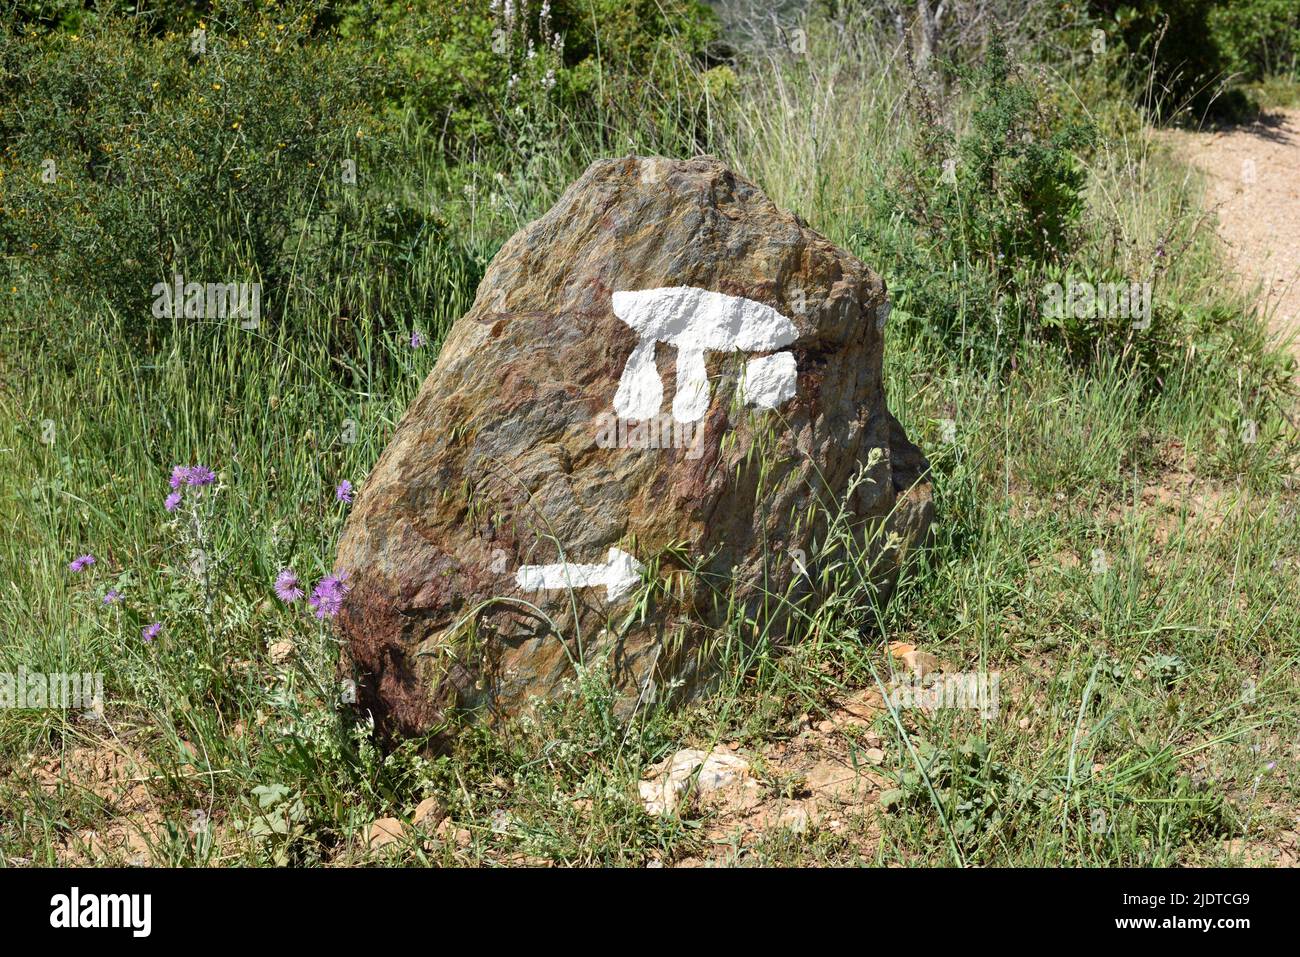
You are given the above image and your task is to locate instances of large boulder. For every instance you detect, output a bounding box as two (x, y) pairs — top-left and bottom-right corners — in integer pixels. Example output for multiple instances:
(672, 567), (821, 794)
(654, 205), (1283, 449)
(337, 155), (932, 741)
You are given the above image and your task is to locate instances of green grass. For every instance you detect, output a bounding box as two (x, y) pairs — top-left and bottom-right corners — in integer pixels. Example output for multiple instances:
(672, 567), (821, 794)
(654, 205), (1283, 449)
(1, 18), (1297, 867)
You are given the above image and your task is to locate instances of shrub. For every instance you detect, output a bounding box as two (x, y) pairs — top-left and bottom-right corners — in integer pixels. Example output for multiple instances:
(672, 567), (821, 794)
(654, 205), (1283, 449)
(859, 36), (1094, 362)
(1209, 0), (1300, 82)
(0, 2), (393, 345)
(1, 0), (721, 354)
(1088, 0), (1253, 122)
(336, 0), (720, 156)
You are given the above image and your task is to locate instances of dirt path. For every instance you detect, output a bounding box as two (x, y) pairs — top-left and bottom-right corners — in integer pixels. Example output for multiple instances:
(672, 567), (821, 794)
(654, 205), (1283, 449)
(1168, 109), (1300, 360)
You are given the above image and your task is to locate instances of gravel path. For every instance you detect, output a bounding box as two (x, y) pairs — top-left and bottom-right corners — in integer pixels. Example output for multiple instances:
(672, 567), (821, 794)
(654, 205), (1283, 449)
(1169, 109), (1300, 360)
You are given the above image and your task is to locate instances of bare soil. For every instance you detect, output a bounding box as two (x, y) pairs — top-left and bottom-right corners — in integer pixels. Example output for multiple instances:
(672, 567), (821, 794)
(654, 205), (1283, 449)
(1168, 109), (1300, 361)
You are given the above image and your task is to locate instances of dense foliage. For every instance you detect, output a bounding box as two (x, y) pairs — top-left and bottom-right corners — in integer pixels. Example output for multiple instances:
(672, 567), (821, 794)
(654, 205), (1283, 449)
(1090, 0), (1300, 120)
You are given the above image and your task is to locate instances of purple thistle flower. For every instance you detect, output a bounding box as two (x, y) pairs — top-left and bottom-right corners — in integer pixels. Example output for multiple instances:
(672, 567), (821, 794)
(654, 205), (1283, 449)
(184, 465), (216, 487)
(68, 554), (96, 573)
(169, 464), (215, 488)
(102, 589), (122, 605)
(336, 480), (354, 504)
(142, 621), (163, 643)
(274, 568), (304, 603)
(309, 571), (350, 619)
(410, 330), (425, 349)
(165, 491), (183, 512)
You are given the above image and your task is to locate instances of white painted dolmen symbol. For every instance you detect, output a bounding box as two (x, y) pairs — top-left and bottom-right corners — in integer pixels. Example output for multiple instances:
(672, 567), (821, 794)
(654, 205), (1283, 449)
(611, 287), (798, 422)
(515, 547), (645, 602)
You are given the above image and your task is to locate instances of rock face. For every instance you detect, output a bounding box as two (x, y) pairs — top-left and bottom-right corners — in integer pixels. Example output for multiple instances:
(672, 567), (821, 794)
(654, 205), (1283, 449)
(336, 155), (933, 741)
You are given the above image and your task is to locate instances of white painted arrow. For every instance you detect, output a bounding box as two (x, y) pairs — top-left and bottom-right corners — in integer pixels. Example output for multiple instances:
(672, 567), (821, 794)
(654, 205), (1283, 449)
(515, 547), (645, 602)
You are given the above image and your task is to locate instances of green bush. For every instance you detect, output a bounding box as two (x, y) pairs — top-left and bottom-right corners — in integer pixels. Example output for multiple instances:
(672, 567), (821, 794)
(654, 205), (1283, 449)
(336, 0), (720, 155)
(1088, 0), (1254, 122)
(859, 37), (1094, 362)
(10, 0), (214, 31)
(855, 35), (1290, 392)
(1, 0), (721, 353)
(0, 2), (394, 344)
(1209, 0), (1300, 82)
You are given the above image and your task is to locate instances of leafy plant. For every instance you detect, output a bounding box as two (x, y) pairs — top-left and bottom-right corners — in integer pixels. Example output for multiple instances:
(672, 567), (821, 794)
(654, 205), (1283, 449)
(880, 736), (1055, 844)
(860, 35), (1094, 361)
(0, 3), (393, 345)
(1088, 0), (1255, 122)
